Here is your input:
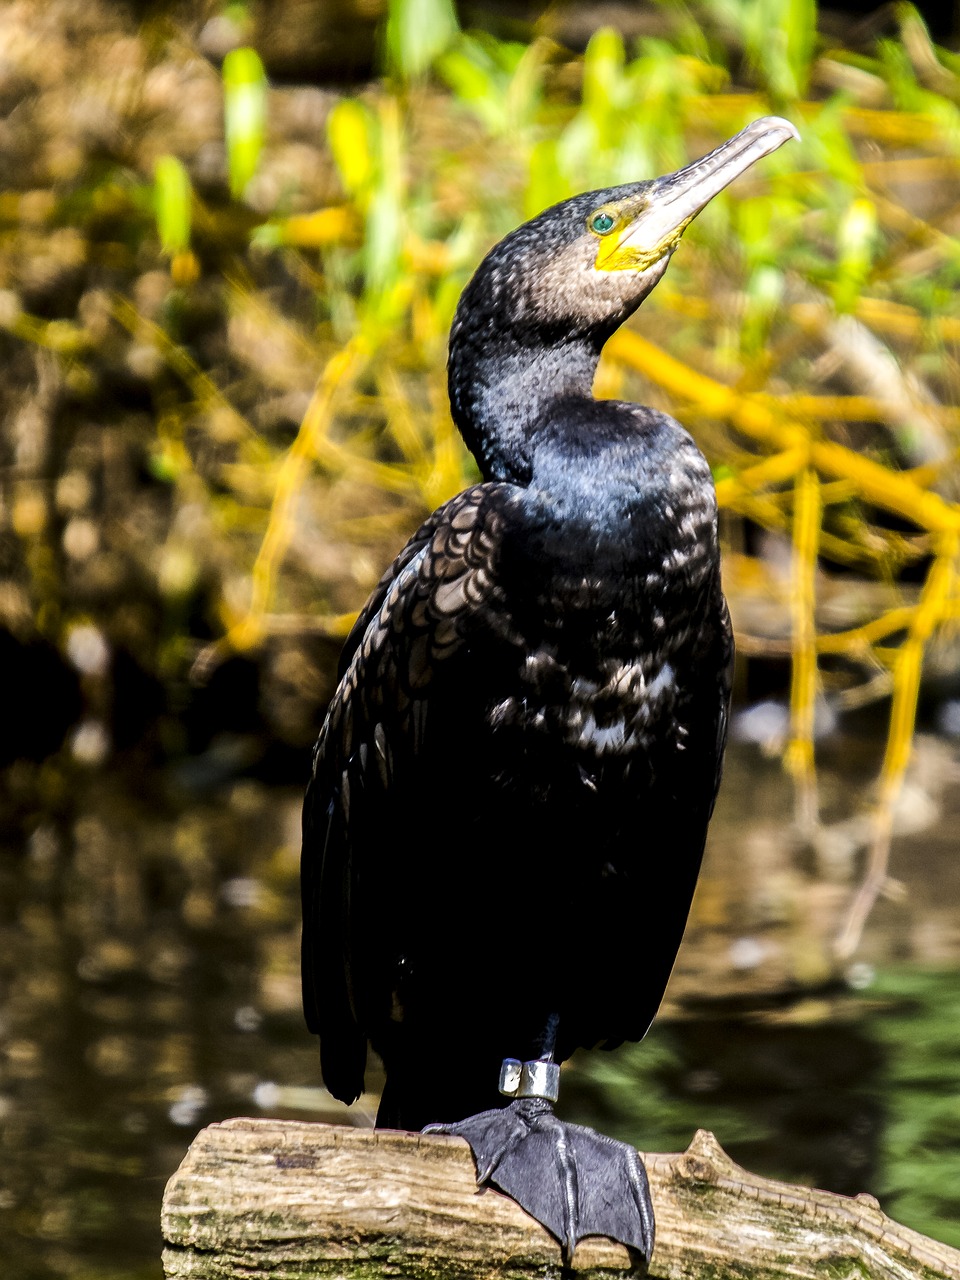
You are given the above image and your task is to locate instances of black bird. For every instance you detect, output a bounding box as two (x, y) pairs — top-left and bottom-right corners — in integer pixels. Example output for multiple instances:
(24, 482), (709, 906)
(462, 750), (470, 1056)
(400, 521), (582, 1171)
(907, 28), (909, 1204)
(301, 116), (798, 1264)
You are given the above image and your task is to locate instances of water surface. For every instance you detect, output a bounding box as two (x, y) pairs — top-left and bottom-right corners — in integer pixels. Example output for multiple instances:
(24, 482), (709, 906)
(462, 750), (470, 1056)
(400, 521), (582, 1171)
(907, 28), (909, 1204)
(1, 742), (958, 1277)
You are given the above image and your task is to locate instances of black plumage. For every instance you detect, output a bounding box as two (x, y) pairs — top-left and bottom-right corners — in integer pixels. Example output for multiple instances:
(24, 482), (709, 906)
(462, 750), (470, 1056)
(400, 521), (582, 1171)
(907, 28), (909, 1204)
(302, 115), (798, 1262)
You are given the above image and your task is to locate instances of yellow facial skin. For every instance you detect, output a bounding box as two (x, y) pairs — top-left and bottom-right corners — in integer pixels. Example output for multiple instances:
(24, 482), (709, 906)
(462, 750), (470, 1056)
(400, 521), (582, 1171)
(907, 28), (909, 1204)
(589, 205), (694, 274)
(585, 117), (800, 276)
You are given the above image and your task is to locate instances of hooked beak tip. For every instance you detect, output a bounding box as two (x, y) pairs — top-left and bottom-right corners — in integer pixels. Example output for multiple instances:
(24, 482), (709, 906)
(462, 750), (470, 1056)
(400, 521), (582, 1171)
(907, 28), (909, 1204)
(752, 114), (802, 145)
(594, 115), (800, 275)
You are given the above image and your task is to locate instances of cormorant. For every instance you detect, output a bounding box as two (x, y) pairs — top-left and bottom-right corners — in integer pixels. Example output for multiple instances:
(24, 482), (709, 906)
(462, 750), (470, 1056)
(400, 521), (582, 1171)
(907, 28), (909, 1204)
(302, 116), (799, 1264)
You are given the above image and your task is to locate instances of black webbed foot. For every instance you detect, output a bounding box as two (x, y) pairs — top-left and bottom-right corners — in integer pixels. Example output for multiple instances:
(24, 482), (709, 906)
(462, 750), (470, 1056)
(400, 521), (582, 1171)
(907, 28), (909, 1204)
(424, 1098), (654, 1266)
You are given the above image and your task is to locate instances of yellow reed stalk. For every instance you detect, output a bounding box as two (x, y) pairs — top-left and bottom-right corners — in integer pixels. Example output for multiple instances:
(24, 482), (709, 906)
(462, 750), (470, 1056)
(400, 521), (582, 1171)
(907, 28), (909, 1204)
(812, 439), (960, 533)
(682, 95), (950, 147)
(608, 329), (960, 534)
(275, 207), (357, 248)
(261, 610), (360, 637)
(610, 323), (960, 943)
(224, 275), (325, 367)
(815, 606), (917, 654)
(422, 381), (471, 510)
(113, 297), (270, 463)
(835, 531), (959, 958)
(311, 435), (421, 495)
(763, 394), (886, 422)
(862, 155), (960, 182)
(854, 295), (960, 342)
(785, 465), (821, 833)
(810, 479), (858, 506)
(716, 452), (877, 563)
(714, 449), (806, 504)
(221, 335), (369, 655)
(661, 289), (960, 349)
(871, 191), (957, 254)
(246, 338), (367, 628)
(722, 489), (884, 569)
(837, 105), (948, 145)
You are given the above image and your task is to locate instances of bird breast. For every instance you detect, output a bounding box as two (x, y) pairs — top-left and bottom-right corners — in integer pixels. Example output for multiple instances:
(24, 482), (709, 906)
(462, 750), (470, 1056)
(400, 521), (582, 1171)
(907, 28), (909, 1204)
(488, 643), (690, 758)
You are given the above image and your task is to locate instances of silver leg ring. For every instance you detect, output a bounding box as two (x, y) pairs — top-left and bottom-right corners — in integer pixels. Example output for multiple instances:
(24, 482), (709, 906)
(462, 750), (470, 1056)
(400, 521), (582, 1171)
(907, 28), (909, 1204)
(499, 1058), (522, 1096)
(499, 1058), (560, 1102)
(519, 1060), (560, 1101)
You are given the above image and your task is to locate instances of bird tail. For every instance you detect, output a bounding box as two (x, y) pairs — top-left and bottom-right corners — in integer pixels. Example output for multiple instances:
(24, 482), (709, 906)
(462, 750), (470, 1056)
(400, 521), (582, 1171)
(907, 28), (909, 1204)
(320, 1029), (367, 1107)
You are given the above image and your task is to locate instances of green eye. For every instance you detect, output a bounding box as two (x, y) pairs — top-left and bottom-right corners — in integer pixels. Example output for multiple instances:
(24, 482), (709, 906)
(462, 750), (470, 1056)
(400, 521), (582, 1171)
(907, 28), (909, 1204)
(590, 211), (616, 235)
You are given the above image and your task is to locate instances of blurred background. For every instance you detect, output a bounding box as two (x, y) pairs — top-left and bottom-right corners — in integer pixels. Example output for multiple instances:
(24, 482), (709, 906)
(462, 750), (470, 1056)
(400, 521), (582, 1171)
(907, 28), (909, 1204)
(3, 0), (960, 1275)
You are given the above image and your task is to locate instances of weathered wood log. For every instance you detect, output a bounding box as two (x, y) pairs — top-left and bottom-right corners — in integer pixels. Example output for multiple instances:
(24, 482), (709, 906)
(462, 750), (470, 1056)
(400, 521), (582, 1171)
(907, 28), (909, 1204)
(162, 1117), (960, 1280)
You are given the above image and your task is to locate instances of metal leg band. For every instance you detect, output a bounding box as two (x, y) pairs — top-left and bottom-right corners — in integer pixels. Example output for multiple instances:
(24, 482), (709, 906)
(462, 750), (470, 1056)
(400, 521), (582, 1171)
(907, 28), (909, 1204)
(498, 1058), (560, 1102)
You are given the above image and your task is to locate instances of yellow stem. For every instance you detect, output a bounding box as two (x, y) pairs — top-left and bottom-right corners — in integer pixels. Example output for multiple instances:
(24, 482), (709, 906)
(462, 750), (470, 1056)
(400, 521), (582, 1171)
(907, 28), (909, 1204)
(816, 607), (916, 654)
(225, 336), (369, 652)
(835, 531), (959, 958)
(785, 465), (821, 833)
(608, 329), (960, 534)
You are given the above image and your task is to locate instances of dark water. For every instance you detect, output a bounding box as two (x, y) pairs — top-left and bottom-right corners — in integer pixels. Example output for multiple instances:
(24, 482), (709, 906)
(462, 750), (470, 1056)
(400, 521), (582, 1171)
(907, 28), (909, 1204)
(1, 751), (959, 1278)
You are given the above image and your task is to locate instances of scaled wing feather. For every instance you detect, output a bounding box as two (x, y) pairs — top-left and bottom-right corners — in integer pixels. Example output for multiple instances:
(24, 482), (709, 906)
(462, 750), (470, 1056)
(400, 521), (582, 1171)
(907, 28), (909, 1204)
(301, 484), (514, 1104)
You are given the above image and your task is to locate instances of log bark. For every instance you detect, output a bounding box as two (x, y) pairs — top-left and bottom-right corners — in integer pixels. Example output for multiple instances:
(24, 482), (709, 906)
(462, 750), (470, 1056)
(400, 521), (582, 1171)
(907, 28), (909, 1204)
(161, 1117), (960, 1280)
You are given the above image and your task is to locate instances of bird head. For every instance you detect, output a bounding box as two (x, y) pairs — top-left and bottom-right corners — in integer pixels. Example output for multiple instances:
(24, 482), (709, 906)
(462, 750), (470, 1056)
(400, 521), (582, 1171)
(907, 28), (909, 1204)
(458, 116), (800, 344)
(448, 116), (799, 481)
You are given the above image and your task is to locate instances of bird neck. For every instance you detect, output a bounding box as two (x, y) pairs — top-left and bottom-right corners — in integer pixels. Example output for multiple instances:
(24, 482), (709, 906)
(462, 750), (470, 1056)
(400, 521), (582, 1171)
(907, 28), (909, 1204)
(448, 329), (604, 484)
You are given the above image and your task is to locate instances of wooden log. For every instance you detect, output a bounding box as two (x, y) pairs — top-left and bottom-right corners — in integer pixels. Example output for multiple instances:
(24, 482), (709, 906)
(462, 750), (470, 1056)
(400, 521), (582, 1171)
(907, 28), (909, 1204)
(162, 1117), (960, 1280)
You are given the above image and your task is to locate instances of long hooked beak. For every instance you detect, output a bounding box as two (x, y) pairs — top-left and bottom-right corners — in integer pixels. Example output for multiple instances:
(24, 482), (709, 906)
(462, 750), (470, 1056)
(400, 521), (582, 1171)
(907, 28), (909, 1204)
(596, 116), (800, 272)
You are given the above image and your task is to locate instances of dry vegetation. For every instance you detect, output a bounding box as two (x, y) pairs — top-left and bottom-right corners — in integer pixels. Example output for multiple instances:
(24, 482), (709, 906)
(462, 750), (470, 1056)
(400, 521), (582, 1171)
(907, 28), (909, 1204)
(4, 0), (960, 957)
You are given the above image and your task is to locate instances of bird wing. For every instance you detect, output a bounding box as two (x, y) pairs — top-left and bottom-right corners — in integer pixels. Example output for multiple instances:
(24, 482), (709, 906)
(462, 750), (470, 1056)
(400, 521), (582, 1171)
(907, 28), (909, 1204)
(301, 482), (512, 1104)
(573, 584), (733, 1057)
(713, 595), (734, 799)
(333, 500), (457, 681)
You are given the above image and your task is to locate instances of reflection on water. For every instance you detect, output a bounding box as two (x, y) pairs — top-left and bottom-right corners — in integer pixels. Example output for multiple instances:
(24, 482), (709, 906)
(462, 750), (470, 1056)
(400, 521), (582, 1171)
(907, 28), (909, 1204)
(1, 745), (959, 1278)
(563, 1014), (885, 1199)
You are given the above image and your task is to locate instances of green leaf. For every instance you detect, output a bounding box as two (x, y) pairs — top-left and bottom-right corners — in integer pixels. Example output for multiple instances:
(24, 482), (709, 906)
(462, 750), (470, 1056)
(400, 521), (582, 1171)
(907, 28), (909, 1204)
(833, 197), (878, 314)
(437, 42), (505, 132)
(742, 263), (785, 353)
(525, 138), (572, 218)
(327, 99), (376, 201)
(223, 46), (268, 198)
(153, 155), (191, 256)
(384, 0), (460, 82)
(583, 27), (627, 127)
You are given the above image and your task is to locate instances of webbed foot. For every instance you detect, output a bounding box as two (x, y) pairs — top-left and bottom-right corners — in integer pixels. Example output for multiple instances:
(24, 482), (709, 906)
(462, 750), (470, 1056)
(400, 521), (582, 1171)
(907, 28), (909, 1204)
(424, 1097), (654, 1266)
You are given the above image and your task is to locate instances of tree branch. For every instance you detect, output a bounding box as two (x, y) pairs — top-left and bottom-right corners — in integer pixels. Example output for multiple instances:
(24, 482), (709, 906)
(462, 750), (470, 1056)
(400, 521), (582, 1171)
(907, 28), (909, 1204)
(162, 1118), (960, 1280)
